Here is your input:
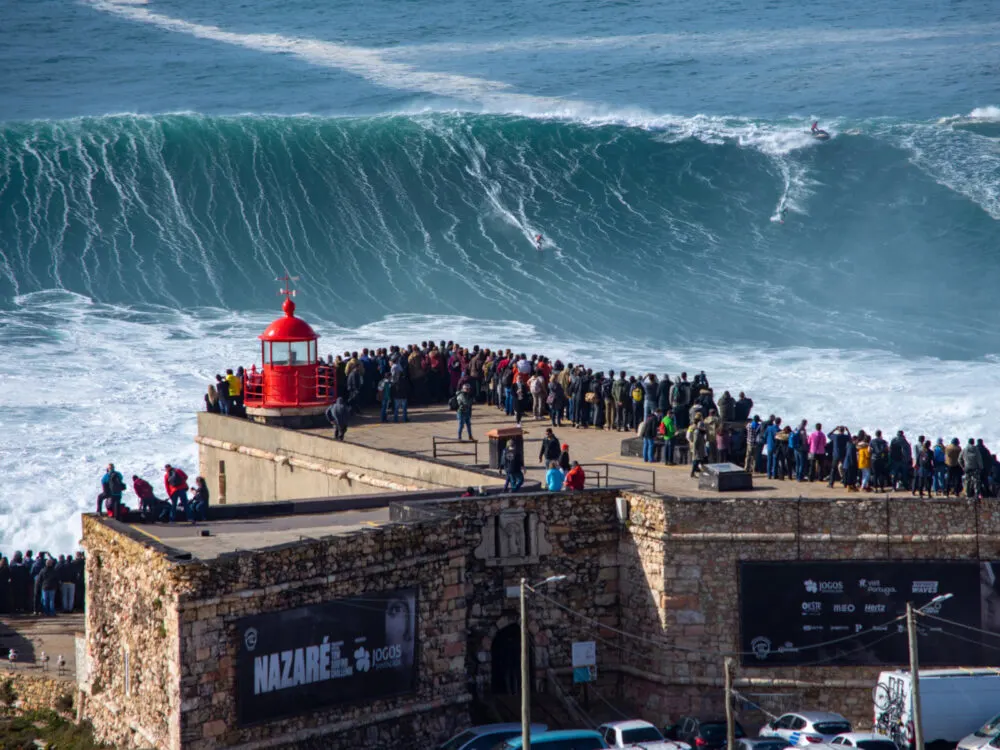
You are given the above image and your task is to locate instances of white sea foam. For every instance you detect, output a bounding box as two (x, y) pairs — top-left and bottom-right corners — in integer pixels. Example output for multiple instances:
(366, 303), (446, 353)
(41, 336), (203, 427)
(938, 105), (1000, 125)
(4, 296), (1000, 554)
(893, 122), (1000, 220)
(383, 23), (1000, 60)
(968, 106), (1000, 121)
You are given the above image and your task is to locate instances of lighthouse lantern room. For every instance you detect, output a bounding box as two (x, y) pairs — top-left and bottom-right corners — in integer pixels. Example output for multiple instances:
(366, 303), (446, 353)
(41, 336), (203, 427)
(243, 277), (335, 427)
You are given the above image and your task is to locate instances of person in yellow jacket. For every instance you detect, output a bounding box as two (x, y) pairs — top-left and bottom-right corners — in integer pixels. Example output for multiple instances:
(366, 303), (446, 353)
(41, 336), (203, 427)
(225, 369), (242, 399)
(858, 439), (872, 491)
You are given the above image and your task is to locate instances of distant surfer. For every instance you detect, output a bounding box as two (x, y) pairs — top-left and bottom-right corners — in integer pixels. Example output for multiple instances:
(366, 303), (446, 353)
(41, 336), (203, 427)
(535, 234), (543, 251)
(779, 207), (787, 224)
(811, 121), (830, 140)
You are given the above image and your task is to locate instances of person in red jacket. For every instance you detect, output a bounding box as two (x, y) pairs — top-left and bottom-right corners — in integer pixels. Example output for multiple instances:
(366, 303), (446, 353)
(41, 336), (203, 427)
(163, 464), (189, 523)
(564, 461), (586, 490)
(131, 475), (161, 522)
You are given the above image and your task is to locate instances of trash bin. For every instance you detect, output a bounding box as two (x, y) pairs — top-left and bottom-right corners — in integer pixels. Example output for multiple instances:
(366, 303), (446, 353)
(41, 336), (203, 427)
(487, 427), (524, 469)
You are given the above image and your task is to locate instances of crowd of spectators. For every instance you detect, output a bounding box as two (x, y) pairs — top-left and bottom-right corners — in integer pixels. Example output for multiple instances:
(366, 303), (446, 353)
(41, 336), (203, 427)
(208, 339), (1000, 500)
(96, 462), (209, 524)
(0, 550), (85, 616)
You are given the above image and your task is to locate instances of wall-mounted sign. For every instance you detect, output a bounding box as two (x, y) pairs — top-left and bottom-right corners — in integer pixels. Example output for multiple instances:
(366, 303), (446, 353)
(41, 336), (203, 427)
(235, 589), (418, 725)
(740, 561), (996, 667)
(572, 640), (597, 683)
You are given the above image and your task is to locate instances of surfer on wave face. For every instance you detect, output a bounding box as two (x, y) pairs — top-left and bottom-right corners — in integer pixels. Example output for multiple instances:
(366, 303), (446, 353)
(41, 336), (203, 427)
(535, 234), (543, 250)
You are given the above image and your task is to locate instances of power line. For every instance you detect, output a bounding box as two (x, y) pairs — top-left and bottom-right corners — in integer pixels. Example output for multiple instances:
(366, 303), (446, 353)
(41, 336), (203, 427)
(917, 625), (1000, 656)
(920, 611), (1000, 640)
(528, 585), (908, 658)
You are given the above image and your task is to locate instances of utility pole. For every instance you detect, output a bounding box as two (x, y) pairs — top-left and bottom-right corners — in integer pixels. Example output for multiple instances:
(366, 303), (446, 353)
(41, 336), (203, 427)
(521, 577), (531, 750)
(725, 657), (736, 750)
(906, 602), (924, 750)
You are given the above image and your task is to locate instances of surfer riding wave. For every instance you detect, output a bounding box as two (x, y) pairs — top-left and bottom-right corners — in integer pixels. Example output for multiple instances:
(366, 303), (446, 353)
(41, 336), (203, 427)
(811, 121), (830, 140)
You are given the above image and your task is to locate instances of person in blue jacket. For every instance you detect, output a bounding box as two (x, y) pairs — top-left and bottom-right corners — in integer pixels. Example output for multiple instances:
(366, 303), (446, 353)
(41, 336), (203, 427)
(545, 462), (565, 491)
(765, 418), (782, 479)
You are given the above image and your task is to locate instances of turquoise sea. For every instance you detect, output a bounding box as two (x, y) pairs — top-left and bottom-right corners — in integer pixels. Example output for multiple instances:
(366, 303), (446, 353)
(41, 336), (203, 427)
(1, 0), (998, 550)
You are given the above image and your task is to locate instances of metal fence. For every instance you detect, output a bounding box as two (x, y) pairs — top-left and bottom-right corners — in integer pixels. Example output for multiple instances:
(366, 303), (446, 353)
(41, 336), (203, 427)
(431, 436), (479, 464)
(578, 462), (656, 492)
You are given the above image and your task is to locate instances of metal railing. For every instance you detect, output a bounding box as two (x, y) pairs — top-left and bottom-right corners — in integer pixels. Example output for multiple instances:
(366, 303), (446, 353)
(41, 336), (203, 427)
(431, 436), (479, 464)
(577, 462), (657, 492)
(242, 363), (336, 408)
(577, 463), (610, 488)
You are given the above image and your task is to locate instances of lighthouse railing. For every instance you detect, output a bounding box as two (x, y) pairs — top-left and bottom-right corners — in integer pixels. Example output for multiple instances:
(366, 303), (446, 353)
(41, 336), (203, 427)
(242, 365), (336, 409)
(243, 369), (265, 407)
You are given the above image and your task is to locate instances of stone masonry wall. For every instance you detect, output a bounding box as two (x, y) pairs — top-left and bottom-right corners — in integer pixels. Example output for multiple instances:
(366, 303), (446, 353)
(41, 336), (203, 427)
(82, 515), (185, 749)
(171, 515), (471, 750)
(412, 489), (623, 703)
(618, 491), (1000, 729)
(83, 511), (473, 750)
(0, 672), (74, 714)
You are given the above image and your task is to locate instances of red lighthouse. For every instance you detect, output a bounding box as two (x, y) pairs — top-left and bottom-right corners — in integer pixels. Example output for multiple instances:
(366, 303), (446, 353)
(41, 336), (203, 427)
(243, 277), (335, 427)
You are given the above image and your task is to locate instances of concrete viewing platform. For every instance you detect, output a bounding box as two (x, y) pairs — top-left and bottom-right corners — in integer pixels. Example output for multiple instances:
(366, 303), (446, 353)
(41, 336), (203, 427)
(127, 506), (392, 559)
(128, 404), (954, 561)
(309, 402), (885, 501)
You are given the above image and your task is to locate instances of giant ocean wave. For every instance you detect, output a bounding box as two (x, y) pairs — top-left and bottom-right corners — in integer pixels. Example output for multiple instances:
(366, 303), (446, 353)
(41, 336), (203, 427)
(2, 108), (1000, 553)
(1, 110), (998, 355)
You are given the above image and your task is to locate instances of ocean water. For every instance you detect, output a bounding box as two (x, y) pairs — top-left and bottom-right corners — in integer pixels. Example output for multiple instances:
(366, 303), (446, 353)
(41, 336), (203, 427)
(1, 0), (998, 553)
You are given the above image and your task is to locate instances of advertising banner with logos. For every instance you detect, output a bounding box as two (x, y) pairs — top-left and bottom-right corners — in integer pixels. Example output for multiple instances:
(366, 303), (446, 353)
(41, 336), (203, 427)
(740, 561), (1000, 667)
(235, 589), (418, 725)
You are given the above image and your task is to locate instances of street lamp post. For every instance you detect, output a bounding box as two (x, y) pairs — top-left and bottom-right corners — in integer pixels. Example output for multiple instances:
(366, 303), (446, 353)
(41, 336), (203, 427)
(907, 593), (953, 750)
(521, 575), (567, 750)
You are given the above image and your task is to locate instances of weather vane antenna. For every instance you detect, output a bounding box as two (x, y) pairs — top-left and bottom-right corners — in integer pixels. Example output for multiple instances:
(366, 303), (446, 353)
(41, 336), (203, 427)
(277, 272), (299, 301)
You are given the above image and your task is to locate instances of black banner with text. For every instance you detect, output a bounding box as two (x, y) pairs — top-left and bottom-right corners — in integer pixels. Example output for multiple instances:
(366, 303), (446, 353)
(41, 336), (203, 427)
(235, 589), (418, 725)
(740, 561), (1000, 667)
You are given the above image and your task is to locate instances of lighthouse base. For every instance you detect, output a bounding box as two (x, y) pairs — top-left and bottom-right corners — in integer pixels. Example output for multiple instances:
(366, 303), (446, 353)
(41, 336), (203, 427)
(245, 404), (330, 429)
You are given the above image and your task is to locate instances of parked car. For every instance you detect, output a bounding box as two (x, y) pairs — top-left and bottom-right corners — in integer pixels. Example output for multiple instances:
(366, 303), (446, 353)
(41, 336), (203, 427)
(875, 669), (1000, 750)
(499, 729), (610, 749)
(438, 723), (548, 750)
(668, 717), (746, 749)
(759, 712), (852, 746)
(814, 733), (898, 750)
(598, 719), (691, 749)
(958, 713), (1000, 750)
(737, 739), (792, 750)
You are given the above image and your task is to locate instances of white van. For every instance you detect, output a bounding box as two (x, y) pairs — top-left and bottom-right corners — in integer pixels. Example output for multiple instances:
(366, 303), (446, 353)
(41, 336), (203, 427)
(874, 670), (1000, 750)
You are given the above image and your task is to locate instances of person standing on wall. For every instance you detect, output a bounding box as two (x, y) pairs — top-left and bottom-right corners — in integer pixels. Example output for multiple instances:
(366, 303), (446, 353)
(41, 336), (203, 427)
(640, 409), (660, 463)
(327, 397), (350, 441)
(163, 464), (190, 522)
(98, 463), (125, 519)
(456, 383), (474, 440)
(689, 420), (708, 477)
(225, 368), (242, 415)
(502, 442), (524, 493)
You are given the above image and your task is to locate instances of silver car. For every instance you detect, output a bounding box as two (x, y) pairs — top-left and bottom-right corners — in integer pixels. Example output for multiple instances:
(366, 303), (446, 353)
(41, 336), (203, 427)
(759, 713), (853, 747)
(959, 714), (1000, 750)
(815, 732), (898, 750)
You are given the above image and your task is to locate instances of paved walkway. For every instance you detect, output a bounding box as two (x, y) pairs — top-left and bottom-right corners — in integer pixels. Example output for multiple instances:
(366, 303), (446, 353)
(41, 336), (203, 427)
(314, 403), (873, 500)
(0, 613), (82, 682)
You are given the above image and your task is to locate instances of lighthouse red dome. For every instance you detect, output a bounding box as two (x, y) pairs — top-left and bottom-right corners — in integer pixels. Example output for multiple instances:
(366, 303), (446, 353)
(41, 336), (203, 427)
(259, 297), (318, 342)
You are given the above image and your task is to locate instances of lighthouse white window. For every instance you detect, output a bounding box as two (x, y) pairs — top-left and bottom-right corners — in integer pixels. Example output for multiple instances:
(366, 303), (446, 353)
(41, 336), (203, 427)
(268, 342), (291, 366)
(289, 341), (310, 365)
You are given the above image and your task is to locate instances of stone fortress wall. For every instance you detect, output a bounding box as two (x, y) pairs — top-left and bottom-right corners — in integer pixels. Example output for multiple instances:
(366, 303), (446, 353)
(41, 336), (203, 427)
(79, 489), (1000, 749)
